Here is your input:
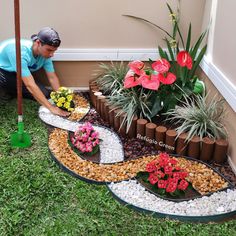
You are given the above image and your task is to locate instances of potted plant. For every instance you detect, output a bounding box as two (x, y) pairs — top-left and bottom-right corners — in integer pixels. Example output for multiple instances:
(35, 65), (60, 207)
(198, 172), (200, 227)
(70, 122), (100, 156)
(50, 87), (75, 112)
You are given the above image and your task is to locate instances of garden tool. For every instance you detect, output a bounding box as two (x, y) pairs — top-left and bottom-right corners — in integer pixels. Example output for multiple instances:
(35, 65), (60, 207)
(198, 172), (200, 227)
(10, 0), (31, 148)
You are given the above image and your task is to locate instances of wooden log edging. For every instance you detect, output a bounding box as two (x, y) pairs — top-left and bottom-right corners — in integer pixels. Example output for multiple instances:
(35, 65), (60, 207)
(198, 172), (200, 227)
(88, 84), (229, 163)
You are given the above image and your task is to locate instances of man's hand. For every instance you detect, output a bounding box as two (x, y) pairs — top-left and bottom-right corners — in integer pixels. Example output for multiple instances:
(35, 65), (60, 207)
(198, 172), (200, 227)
(49, 106), (70, 117)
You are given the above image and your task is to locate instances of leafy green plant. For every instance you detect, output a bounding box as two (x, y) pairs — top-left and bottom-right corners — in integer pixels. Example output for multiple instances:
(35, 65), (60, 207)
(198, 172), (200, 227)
(164, 93), (227, 141)
(123, 2), (208, 113)
(94, 62), (128, 95)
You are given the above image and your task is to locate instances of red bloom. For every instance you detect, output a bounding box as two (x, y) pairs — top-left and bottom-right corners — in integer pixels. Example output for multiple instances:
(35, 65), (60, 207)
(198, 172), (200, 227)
(169, 158), (177, 165)
(152, 59), (170, 73)
(157, 72), (176, 85)
(148, 173), (159, 185)
(164, 165), (173, 175)
(158, 180), (168, 189)
(166, 179), (178, 193)
(154, 170), (165, 178)
(146, 162), (157, 173)
(179, 171), (188, 179)
(123, 70), (142, 88)
(178, 179), (189, 191)
(128, 60), (145, 75)
(140, 74), (160, 90)
(177, 51), (193, 69)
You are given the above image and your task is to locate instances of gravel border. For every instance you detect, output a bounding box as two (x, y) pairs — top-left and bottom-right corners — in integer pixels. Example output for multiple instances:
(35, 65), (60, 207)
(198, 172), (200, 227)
(107, 180), (236, 221)
(39, 106), (124, 163)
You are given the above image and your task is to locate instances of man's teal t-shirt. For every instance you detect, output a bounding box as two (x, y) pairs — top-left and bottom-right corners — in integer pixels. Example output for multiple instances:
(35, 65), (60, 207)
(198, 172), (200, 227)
(0, 39), (55, 77)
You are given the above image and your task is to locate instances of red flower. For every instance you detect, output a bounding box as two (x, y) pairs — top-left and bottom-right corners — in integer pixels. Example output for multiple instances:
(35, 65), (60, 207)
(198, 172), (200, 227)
(179, 171), (188, 179)
(164, 165), (173, 175)
(123, 70), (142, 88)
(128, 60), (145, 75)
(146, 162), (157, 173)
(157, 72), (176, 85)
(154, 170), (165, 178)
(166, 179), (178, 193)
(158, 180), (168, 189)
(169, 158), (177, 165)
(148, 173), (159, 185)
(152, 59), (170, 73)
(140, 74), (160, 90)
(178, 179), (189, 191)
(177, 51), (193, 69)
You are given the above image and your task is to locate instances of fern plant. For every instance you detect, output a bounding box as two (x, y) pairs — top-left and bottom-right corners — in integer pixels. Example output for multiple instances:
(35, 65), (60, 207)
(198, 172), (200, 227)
(164, 94), (227, 141)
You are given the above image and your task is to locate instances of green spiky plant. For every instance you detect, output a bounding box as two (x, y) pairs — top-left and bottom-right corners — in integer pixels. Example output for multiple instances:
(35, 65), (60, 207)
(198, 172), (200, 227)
(93, 62), (128, 95)
(108, 87), (153, 132)
(164, 93), (227, 142)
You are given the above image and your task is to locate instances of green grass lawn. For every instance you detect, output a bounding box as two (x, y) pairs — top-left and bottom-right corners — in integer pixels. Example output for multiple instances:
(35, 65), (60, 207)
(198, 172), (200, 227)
(0, 99), (236, 236)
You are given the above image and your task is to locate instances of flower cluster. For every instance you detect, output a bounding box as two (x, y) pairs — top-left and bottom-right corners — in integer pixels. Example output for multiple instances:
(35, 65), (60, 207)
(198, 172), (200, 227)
(124, 50), (192, 91)
(146, 153), (189, 194)
(71, 122), (100, 154)
(50, 87), (75, 112)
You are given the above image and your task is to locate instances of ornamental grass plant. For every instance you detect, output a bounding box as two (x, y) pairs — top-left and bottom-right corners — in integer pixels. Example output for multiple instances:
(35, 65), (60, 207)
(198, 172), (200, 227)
(94, 62), (128, 95)
(164, 93), (227, 142)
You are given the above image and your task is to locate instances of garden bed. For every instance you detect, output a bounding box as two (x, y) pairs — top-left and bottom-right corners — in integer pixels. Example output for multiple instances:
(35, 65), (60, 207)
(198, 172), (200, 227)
(39, 91), (236, 222)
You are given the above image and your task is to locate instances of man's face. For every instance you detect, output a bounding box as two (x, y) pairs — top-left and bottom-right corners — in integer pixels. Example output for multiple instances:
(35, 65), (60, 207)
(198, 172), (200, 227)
(38, 41), (58, 58)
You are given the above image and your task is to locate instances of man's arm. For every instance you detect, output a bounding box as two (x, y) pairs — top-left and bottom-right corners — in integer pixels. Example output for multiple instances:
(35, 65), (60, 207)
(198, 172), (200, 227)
(22, 75), (69, 117)
(46, 71), (60, 91)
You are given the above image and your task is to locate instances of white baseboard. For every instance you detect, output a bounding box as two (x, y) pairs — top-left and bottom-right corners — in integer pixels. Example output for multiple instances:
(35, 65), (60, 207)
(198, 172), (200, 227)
(46, 86), (89, 91)
(53, 48), (159, 61)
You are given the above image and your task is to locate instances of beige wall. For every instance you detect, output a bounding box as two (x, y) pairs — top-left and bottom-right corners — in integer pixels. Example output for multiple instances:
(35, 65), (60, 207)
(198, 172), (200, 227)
(1, 0), (205, 48)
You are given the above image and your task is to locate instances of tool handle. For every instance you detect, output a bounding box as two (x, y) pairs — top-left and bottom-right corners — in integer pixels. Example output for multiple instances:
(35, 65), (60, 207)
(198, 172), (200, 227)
(14, 0), (23, 116)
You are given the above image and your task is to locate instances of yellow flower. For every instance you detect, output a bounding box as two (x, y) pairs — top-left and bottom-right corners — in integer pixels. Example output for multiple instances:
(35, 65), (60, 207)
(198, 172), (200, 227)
(56, 102), (63, 107)
(66, 94), (73, 102)
(169, 39), (177, 48)
(58, 97), (66, 103)
(68, 107), (74, 112)
(59, 87), (67, 92)
(169, 13), (177, 23)
(64, 102), (70, 109)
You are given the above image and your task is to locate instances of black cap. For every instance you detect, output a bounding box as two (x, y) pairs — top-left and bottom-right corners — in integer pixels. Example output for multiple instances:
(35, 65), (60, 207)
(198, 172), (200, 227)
(31, 27), (61, 47)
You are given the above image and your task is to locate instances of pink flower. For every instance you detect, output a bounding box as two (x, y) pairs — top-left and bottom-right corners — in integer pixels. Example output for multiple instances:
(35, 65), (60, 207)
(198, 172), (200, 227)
(152, 59), (170, 73)
(128, 60), (145, 75)
(177, 51), (193, 69)
(157, 72), (176, 85)
(140, 74), (160, 90)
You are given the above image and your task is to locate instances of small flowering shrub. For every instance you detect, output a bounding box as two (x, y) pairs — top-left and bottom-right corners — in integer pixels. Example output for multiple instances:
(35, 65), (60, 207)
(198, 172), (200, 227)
(50, 87), (75, 112)
(142, 153), (190, 196)
(70, 122), (100, 156)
